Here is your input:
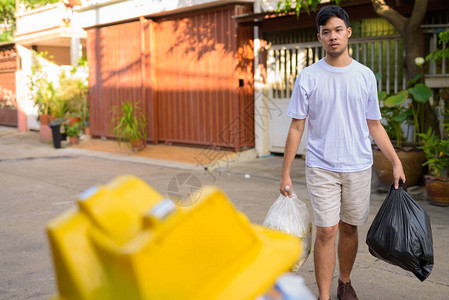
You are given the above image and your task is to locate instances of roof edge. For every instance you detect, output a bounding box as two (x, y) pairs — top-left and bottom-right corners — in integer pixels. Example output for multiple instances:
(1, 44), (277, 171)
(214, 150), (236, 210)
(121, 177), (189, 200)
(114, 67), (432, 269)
(75, 0), (253, 29)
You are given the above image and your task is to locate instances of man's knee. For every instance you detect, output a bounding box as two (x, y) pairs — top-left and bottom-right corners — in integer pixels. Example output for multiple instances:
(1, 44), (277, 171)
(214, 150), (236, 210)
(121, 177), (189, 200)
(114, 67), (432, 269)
(316, 224), (338, 243)
(339, 221), (357, 235)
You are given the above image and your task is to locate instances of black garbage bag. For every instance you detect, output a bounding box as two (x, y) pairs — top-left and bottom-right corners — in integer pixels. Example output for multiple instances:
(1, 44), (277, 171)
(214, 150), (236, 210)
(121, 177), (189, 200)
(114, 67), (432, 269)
(366, 180), (433, 281)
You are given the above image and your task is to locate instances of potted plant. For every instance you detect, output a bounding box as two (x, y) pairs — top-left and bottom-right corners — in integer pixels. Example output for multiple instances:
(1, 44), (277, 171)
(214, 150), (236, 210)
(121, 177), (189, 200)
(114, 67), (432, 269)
(67, 122), (82, 144)
(372, 81), (431, 188)
(110, 100), (147, 151)
(56, 67), (89, 126)
(418, 124), (449, 206)
(409, 29), (449, 205)
(29, 51), (55, 125)
(49, 96), (68, 119)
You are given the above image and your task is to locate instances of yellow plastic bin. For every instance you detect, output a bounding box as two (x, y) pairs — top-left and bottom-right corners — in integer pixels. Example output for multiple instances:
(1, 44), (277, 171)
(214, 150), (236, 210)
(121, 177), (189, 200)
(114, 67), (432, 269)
(47, 175), (302, 300)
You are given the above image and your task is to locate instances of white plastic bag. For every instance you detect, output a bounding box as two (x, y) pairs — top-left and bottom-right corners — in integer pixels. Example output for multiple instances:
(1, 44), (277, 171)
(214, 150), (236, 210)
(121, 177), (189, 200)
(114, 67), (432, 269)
(263, 193), (312, 272)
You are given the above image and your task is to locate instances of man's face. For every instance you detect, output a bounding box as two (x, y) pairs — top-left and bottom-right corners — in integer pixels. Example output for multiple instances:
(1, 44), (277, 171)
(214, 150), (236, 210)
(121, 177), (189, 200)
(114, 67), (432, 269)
(317, 16), (352, 58)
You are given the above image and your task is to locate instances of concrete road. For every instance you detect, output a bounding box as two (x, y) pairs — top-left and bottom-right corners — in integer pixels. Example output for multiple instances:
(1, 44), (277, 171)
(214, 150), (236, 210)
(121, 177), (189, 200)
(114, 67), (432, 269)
(1, 129), (448, 299)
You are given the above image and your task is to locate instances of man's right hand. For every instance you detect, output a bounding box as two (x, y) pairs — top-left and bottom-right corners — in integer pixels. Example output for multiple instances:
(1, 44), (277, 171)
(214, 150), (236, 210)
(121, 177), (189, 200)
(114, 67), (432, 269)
(280, 177), (293, 198)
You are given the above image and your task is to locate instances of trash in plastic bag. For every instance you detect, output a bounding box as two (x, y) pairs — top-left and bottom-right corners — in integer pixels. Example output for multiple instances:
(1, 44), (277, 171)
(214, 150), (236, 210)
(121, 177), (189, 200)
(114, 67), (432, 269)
(263, 192), (312, 272)
(366, 180), (434, 281)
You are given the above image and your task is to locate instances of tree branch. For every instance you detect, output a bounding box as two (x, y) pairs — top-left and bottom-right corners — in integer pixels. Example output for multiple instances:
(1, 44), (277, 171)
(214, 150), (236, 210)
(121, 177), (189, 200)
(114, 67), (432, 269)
(371, 0), (407, 34)
(408, 0), (428, 31)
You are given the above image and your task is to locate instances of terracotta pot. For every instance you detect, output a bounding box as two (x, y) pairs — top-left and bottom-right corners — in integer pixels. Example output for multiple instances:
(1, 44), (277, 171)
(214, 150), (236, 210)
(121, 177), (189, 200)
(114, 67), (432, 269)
(131, 139), (145, 152)
(68, 116), (81, 126)
(69, 136), (79, 144)
(84, 127), (91, 135)
(39, 124), (52, 143)
(425, 175), (449, 206)
(39, 114), (51, 125)
(372, 146), (426, 187)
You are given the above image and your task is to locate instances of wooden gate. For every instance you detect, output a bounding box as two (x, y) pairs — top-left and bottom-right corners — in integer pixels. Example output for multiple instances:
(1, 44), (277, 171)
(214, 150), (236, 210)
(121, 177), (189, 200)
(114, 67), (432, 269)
(0, 44), (18, 127)
(86, 4), (254, 151)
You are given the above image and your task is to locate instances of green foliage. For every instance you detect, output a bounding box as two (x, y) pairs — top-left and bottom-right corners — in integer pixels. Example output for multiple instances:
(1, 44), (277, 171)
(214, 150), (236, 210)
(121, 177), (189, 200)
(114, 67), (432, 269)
(377, 90), (387, 100)
(378, 91), (407, 147)
(56, 69), (88, 117)
(418, 128), (449, 178)
(29, 51), (55, 115)
(381, 76), (433, 145)
(408, 83), (432, 103)
(0, 30), (13, 42)
(426, 30), (449, 63)
(276, 0), (327, 17)
(407, 80), (433, 143)
(66, 122), (81, 137)
(0, 0), (15, 27)
(49, 94), (67, 118)
(111, 100), (148, 149)
(0, 0), (58, 42)
(29, 51), (89, 122)
(384, 90), (408, 107)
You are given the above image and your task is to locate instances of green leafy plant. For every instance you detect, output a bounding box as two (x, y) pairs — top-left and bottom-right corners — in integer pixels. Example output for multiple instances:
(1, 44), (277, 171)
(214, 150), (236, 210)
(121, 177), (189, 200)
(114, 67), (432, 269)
(426, 30), (449, 63)
(66, 122), (81, 138)
(29, 51), (56, 116)
(1, 0), (59, 42)
(378, 90), (408, 147)
(110, 100), (148, 149)
(418, 128), (449, 178)
(276, 0), (336, 16)
(56, 69), (88, 118)
(382, 76), (433, 145)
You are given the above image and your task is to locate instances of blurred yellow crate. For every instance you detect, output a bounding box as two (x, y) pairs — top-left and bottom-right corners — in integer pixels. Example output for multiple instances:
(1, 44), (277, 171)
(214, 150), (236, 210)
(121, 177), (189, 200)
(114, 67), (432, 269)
(47, 175), (302, 300)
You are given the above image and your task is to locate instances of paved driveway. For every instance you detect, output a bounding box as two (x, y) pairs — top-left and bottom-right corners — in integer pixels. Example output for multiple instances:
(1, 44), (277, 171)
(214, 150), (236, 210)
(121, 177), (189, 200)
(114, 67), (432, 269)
(1, 130), (449, 299)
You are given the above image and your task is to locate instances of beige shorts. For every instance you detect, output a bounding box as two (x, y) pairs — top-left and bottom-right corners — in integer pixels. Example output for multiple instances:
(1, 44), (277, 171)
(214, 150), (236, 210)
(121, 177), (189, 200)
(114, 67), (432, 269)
(305, 166), (372, 227)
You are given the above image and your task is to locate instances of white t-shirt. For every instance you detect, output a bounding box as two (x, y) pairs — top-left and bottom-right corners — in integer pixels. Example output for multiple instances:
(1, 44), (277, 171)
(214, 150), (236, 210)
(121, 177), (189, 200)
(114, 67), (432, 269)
(287, 58), (381, 172)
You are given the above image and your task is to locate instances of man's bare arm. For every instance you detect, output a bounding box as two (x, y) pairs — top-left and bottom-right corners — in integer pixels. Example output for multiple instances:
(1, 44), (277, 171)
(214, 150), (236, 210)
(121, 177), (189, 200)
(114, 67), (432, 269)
(280, 118), (306, 197)
(367, 119), (406, 189)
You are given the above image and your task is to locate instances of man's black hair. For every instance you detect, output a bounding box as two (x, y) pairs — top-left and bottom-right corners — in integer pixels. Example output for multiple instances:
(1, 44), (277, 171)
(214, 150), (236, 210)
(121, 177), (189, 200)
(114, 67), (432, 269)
(316, 5), (350, 33)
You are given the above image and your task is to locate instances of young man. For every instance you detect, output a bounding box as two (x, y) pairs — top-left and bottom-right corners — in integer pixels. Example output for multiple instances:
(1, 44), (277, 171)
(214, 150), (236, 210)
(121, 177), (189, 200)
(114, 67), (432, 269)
(279, 5), (406, 300)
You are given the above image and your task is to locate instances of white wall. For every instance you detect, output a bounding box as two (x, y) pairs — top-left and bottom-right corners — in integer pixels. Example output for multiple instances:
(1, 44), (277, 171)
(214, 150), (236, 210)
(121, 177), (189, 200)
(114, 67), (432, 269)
(16, 46), (38, 130)
(76, 0), (253, 28)
(16, 45), (62, 131)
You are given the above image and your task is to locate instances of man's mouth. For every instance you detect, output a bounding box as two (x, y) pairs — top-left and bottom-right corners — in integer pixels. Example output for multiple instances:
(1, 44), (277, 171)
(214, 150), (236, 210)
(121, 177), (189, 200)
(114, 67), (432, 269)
(330, 43), (339, 48)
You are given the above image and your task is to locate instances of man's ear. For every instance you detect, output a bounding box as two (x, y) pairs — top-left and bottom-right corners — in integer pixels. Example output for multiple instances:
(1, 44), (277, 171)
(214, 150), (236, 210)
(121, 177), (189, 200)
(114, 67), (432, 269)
(317, 33), (321, 43)
(347, 26), (352, 38)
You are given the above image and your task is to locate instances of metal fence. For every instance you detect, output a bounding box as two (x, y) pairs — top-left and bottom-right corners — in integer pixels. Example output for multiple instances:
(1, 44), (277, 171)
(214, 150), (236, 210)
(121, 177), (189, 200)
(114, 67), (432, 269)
(268, 35), (409, 99)
(423, 24), (448, 77)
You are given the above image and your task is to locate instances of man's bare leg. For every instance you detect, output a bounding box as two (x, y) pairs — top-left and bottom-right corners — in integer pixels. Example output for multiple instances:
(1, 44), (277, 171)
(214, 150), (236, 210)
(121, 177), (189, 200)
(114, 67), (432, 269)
(338, 221), (358, 283)
(315, 224), (339, 300)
